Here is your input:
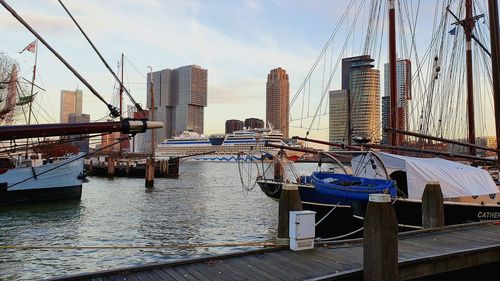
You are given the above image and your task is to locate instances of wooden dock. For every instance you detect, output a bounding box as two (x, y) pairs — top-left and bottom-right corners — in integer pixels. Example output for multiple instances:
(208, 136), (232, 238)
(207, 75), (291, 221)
(49, 221), (500, 281)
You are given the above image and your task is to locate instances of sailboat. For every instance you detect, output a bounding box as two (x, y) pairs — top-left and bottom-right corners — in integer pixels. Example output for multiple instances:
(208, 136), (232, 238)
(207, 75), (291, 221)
(253, 0), (500, 239)
(0, 1), (163, 204)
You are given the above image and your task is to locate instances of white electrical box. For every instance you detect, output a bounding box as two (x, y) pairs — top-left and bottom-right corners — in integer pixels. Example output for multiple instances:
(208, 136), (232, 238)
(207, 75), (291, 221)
(289, 210), (316, 251)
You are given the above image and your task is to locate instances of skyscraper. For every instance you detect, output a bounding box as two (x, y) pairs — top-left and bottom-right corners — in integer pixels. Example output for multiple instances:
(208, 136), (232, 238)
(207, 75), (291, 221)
(266, 67), (289, 138)
(329, 90), (349, 144)
(245, 118), (264, 129)
(329, 56), (380, 146)
(144, 65), (207, 152)
(382, 59), (412, 144)
(225, 119), (244, 134)
(68, 113), (90, 153)
(350, 57), (380, 143)
(60, 89), (82, 123)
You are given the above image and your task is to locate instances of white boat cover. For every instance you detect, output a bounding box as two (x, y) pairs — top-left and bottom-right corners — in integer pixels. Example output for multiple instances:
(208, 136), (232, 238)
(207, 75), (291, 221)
(351, 152), (498, 199)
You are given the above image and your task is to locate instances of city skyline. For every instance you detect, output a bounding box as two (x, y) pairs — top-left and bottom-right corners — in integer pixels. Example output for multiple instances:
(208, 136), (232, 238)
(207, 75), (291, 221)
(1, 1), (496, 145)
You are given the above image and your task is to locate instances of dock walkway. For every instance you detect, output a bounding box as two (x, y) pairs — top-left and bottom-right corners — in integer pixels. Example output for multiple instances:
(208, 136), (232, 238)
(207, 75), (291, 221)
(50, 222), (500, 281)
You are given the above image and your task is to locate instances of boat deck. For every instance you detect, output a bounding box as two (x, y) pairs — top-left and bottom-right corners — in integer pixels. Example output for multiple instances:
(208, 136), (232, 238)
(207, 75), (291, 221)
(49, 221), (500, 281)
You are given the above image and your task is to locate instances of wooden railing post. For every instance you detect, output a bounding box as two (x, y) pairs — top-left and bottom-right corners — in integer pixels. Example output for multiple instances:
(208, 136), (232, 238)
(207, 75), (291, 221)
(278, 183), (303, 239)
(422, 182), (445, 228)
(363, 193), (399, 281)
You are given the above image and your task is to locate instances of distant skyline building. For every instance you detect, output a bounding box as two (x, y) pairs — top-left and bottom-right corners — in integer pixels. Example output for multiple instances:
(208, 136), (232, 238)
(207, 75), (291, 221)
(68, 113), (90, 153)
(329, 90), (348, 144)
(100, 120), (120, 153)
(225, 119), (244, 134)
(244, 118), (264, 129)
(329, 55), (380, 146)
(382, 59), (412, 144)
(60, 89), (82, 123)
(266, 67), (289, 138)
(145, 65), (207, 153)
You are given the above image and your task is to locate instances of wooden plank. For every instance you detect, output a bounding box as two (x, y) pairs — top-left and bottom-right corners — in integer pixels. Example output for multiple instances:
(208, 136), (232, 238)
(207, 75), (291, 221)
(223, 256), (278, 281)
(253, 252), (308, 279)
(171, 266), (200, 281)
(162, 267), (189, 281)
(150, 269), (176, 281)
(181, 265), (212, 281)
(211, 260), (258, 281)
(283, 251), (336, 276)
(265, 251), (317, 276)
(186, 262), (237, 281)
(239, 254), (295, 279)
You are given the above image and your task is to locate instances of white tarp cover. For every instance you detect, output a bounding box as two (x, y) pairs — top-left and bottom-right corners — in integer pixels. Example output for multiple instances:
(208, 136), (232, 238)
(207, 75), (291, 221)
(351, 152), (498, 199)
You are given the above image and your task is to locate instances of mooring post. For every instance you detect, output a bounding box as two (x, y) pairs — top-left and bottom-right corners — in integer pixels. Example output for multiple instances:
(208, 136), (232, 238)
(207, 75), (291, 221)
(125, 160), (131, 176)
(278, 183), (303, 239)
(422, 181), (445, 228)
(88, 160), (93, 175)
(167, 157), (179, 178)
(145, 157), (154, 188)
(363, 193), (399, 281)
(107, 157), (115, 177)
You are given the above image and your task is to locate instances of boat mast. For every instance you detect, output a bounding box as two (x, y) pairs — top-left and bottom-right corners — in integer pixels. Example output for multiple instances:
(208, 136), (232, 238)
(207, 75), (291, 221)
(120, 53), (124, 118)
(25, 39), (38, 159)
(388, 0), (399, 146)
(465, 0), (476, 155)
(149, 67), (156, 157)
(27, 39), (38, 126)
(488, 0), (500, 163)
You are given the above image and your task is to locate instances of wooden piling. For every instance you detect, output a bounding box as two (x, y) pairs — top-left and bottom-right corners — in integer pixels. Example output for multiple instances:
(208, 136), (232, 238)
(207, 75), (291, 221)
(363, 194), (399, 281)
(145, 158), (154, 188)
(278, 183), (303, 239)
(107, 157), (115, 177)
(88, 160), (93, 174)
(422, 181), (445, 228)
(166, 158), (179, 178)
(125, 160), (131, 176)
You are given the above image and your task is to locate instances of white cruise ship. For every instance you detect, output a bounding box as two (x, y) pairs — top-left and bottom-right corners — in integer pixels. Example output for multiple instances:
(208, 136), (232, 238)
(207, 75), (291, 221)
(156, 128), (302, 162)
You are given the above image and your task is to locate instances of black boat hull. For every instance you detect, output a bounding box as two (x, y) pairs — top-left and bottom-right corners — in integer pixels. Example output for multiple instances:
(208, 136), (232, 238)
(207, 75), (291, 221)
(258, 180), (500, 238)
(0, 185), (82, 205)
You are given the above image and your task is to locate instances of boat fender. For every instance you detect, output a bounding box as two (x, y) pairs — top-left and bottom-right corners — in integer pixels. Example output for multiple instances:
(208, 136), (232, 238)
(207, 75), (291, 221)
(0, 182), (7, 192)
(369, 158), (376, 170)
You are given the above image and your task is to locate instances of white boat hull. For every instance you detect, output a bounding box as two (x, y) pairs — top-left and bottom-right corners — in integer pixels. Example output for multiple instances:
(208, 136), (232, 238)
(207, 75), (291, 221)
(0, 154), (84, 204)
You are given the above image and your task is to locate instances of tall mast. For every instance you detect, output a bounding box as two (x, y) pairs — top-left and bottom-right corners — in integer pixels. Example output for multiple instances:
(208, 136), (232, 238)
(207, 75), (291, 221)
(465, 0), (476, 155)
(119, 53), (124, 119)
(148, 67), (155, 157)
(27, 39), (38, 126)
(388, 0), (398, 146)
(488, 0), (500, 162)
(25, 39), (38, 159)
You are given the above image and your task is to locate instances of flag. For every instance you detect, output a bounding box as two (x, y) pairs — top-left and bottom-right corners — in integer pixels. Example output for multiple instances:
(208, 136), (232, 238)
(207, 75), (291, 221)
(19, 40), (37, 54)
(448, 27), (457, 36)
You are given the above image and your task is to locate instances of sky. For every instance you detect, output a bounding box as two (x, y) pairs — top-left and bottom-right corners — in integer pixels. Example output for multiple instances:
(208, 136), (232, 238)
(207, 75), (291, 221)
(0, 0), (497, 142)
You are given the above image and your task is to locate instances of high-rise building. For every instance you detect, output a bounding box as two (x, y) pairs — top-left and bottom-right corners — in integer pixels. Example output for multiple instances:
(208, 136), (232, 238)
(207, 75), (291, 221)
(382, 59), (412, 144)
(60, 89), (82, 123)
(68, 113), (90, 153)
(245, 118), (264, 129)
(329, 56), (380, 146)
(144, 65), (207, 153)
(266, 67), (289, 138)
(225, 119), (244, 134)
(350, 57), (381, 143)
(100, 120), (121, 153)
(329, 90), (349, 144)
(381, 96), (390, 144)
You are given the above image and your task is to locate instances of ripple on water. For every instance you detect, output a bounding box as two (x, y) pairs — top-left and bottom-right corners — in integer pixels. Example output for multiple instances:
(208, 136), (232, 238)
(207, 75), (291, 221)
(0, 162), (285, 280)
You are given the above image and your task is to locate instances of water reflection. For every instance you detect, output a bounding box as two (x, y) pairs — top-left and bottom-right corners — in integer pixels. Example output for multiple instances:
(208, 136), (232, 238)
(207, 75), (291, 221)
(0, 162), (279, 280)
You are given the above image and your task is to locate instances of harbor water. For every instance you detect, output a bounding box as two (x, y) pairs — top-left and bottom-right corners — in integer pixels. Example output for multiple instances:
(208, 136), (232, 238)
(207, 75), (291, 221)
(0, 162), (316, 281)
